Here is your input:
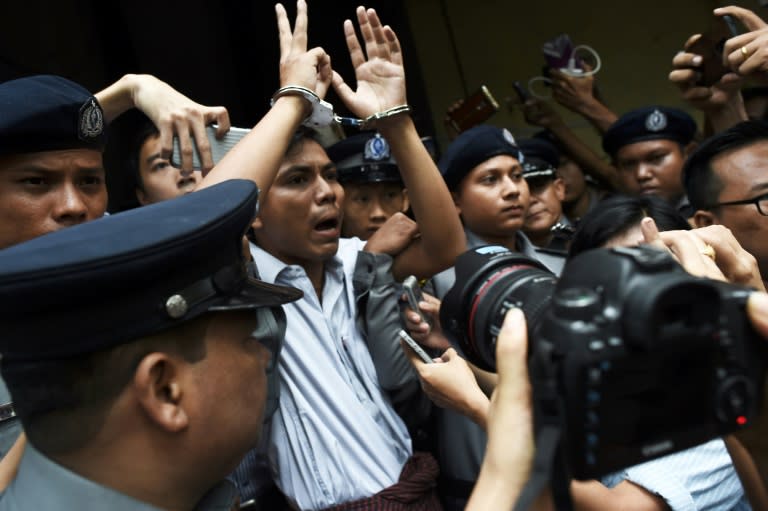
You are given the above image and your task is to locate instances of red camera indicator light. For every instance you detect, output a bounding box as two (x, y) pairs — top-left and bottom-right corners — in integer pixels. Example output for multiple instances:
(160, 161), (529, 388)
(737, 416), (748, 426)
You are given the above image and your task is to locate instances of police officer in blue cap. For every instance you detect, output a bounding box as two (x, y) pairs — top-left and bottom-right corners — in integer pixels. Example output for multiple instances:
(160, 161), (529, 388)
(0, 180), (301, 510)
(602, 106), (698, 216)
(0, 73), (230, 463)
(425, 124), (565, 511)
(518, 138), (573, 252)
(327, 131), (411, 240)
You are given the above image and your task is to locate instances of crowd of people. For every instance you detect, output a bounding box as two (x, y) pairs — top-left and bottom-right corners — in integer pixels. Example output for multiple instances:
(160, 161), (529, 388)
(2, 2), (768, 510)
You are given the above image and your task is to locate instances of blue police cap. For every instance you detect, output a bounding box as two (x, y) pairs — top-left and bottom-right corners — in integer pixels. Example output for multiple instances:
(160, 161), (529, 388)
(602, 106), (696, 157)
(327, 131), (404, 184)
(518, 138), (559, 179)
(0, 75), (107, 156)
(438, 125), (523, 190)
(0, 179), (302, 363)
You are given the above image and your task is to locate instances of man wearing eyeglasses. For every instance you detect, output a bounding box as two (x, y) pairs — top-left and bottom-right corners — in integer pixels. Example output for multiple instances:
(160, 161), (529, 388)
(684, 121), (768, 288)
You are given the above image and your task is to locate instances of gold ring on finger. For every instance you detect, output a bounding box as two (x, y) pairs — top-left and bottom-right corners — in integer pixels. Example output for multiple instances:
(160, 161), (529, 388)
(700, 243), (716, 262)
(741, 46), (750, 57)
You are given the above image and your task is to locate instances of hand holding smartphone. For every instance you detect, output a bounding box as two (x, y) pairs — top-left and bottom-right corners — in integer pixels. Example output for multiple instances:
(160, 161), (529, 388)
(398, 329), (434, 364)
(403, 275), (431, 327)
(171, 125), (250, 169)
(687, 14), (745, 86)
(444, 86), (499, 134)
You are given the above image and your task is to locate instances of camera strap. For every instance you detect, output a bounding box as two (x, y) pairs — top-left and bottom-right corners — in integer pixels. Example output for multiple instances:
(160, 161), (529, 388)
(512, 424), (573, 511)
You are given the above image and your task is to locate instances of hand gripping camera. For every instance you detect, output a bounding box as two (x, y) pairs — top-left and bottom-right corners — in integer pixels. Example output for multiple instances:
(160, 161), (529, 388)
(441, 245), (766, 479)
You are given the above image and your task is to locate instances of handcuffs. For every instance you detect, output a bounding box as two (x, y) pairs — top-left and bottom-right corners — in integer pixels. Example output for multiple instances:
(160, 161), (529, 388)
(270, 85), (410, 130)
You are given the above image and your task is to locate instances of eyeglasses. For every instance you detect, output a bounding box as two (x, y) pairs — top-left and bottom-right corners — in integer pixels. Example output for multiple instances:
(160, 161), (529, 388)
(708, 192), (768, 216)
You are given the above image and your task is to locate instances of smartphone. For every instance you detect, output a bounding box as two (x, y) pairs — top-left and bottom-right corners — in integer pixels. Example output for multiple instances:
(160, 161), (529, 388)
(171, 125), (250, 169)
(398, 329), (434, 364)
(444, 85), (499, 134)
(403, 275), (430, 326)
(687, 14), (745, 86)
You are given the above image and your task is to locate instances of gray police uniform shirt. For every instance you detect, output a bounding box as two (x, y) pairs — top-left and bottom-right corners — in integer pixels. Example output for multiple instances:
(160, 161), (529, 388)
(0, 377), (21, 460)
(352, 251), (430, 428)
(428, 228), (565, 501)
(0, 444), (239, 510)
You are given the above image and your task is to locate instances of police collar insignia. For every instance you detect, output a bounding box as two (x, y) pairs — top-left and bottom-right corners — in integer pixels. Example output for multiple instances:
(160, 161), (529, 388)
(78, 98), (104, 140)
(364, 133), (390, 161)
(645, 109), (667, 132)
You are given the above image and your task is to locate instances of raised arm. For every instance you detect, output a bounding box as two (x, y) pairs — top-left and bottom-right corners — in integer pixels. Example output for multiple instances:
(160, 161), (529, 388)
(201, 0), (331, 196)
(331, 7), (465, 280)
(95, 74), (230, 172)
(523, 98), (621, 191)
(550, 67), (618, 135)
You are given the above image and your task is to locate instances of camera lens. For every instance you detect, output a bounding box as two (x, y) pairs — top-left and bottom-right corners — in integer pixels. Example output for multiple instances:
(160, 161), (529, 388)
(441, 246), (557, 371)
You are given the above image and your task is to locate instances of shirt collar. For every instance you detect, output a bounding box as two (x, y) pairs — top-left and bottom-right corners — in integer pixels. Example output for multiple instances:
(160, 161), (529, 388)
(249, 241), (344, 285)
(8, 444), (238, 511)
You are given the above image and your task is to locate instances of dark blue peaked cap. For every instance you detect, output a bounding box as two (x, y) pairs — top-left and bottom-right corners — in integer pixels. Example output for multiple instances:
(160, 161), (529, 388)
(327, 131), (403, 184)
(0, 179), (302, 363)
(0, 74), (108, 156)
(602, 106), (696, 157)
(438, 124), (523, 190)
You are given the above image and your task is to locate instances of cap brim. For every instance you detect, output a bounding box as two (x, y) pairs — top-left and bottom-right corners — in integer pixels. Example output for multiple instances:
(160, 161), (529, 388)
(208, 275), (303, 311)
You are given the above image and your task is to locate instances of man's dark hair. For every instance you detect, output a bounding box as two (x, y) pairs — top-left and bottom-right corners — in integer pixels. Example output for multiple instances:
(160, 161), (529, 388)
(3, 315), (209, 455)
(683, 120), (768, 211)
(104, 110), (159, 213)
(569, 194), (690, 258)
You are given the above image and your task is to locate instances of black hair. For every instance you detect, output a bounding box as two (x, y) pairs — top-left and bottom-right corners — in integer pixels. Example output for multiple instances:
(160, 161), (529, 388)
(569, 194), (690, 258)
(103, 110), (159, 212)
(683, 120), (768, 211)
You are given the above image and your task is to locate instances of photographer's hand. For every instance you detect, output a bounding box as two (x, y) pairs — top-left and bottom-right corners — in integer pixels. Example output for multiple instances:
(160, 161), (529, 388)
(687, 225), (766, 292)
(669, 35), (745, 133)
(549, 65), (617, 134)
(522, 98), (565, 129)
(640, 217), (726, 281)
(402, 291), (450, 351)
(718, 6), (768, 81)
(402, 346), (490, 428)
(466, 308), (541, 511)
(748, 292), (768, 337)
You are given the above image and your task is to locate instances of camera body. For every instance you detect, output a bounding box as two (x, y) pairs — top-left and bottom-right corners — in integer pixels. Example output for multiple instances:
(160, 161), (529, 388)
(442, 245), (765, 479)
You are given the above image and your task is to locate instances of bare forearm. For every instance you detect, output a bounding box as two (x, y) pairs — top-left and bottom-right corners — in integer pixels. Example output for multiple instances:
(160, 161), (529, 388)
(705, 97), (748, 134)
(574, 99), (619, 134)
(94, 74), (140, 123)
(378, 115), (466, 278)
(200, 96), (306, 195)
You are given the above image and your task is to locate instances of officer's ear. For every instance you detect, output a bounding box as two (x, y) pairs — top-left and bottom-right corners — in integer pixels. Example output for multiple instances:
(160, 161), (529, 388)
(401, 189), (410, 213)
(451, 190), (462, 215)
(132, 353), (190, 433)
(135, 187), (150, 206)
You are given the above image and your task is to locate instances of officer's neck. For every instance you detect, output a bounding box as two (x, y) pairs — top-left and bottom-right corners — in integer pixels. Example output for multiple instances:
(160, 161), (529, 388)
(51, 436), (211, 511)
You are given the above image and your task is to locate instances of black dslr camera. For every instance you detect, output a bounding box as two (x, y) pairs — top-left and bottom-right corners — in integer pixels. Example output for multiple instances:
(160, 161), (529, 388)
(441, 245), (766, 479)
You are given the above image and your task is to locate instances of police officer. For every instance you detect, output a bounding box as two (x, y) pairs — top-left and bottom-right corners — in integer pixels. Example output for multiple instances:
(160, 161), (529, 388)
(518, 138), (574, 252)
(0, 180), (301, 510)
(326, 131), (411, 240)
(0, 74), (229, 462)
(602, 106), (697, 216)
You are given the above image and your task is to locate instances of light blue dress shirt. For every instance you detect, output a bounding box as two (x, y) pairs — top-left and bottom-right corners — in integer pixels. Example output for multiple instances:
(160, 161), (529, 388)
(251, 238), (412, 511)
(601, 438), (751, 511)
